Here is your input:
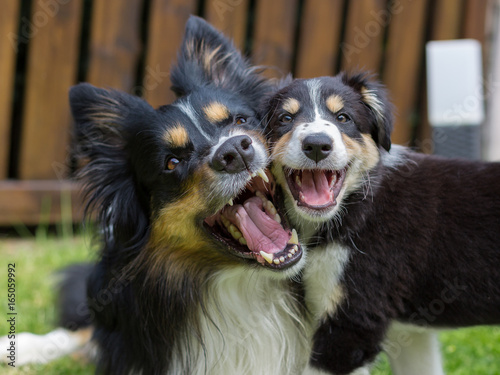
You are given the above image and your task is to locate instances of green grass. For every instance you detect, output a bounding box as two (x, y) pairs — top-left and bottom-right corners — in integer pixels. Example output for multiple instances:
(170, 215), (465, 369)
(0, 236), (96, 374)
(1, 236), (499, 374)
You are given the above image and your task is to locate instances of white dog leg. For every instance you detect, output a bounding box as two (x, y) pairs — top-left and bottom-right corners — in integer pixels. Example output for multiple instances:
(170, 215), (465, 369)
(384, 323), (444, 375)
(0, 327), (92, 366)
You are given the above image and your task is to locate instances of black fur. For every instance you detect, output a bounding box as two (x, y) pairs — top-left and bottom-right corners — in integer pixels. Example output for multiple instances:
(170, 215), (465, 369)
(170, 16), (268, 104)
(341, 72), (393, 151)
(57, 263), (94, 331)
(311, 152), (500, 373)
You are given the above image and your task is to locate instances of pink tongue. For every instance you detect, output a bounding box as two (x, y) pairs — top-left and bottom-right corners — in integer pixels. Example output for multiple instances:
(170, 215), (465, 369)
(223, 197), (288, 254)
(300, 170), (332, 206)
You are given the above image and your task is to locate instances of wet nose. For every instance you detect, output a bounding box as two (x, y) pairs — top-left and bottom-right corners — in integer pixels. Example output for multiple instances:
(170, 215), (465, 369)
(302, 133), (333, 163)
(211, 135), (255, 173)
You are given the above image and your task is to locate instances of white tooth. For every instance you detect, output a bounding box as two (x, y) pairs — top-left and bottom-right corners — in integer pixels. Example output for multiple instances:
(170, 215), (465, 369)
(229, 224), (242, 240)
(290, 248), (296, 255)
(299, 192), (305, 202)
(221, 215), (230, 228)
(257, 169), (269, 183)
(295, 174), (302, 187)
(228, 198), (234, 206)
(274, 214), (281, 223)
(288, 229), (299, 245)
(273, 258), (280, 265)
(330, 175), (337, 188)
(259, 251), (274, 264)
(239, 237), (247, 245)
(292, 245), (299, 251)
(279, 256), (285, 263)
(288, 253), (293, 258)
(263, 200), (277, 215)
(256, 191), (266, 201)
(251, 172), (257, 178)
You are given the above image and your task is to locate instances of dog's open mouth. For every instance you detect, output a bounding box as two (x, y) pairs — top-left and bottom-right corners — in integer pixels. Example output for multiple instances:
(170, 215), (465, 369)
(285, 168), (346, 209)
(204, 170), (302, 270)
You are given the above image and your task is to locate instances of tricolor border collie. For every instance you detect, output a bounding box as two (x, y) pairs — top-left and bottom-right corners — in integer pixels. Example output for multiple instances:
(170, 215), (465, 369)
(265, 73), (500, 375)
(2, 17), (327, 375)
(69, 16), (316, 375)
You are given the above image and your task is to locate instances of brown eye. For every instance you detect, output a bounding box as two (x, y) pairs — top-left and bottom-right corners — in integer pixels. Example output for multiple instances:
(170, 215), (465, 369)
(337, 113), (351, 123)
(235, 116), (247, 125)
(165, 157), (180, 171)
(279, 113), (293, 124)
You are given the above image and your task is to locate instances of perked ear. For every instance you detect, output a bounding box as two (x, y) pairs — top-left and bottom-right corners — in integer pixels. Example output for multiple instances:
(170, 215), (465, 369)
(69, 83), (153, 251)
(170, 16), (270, 102)
(341, 72), (393, 151)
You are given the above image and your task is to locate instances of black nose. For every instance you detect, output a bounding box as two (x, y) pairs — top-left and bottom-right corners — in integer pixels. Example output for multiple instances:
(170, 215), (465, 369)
(211, 135), (255, 173)
(302, 133), (333, 163)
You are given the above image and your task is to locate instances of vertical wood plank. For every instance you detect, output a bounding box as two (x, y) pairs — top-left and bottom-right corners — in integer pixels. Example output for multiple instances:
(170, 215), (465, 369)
(383, 0), (429, 145)
(295, 0), (344, 78)
(0, 2), (20, 178)
(462, 0), (491, 92)
(19, 1), (83, 180)
(340, 0), (388, 72)
(252, 0), (298, 78)
(142, 0), (197, 108)
(86, 0), (143, 91)
(430, 0), (463, 40)
(205, 0), (250, 51)
(462, 0), (489, 42)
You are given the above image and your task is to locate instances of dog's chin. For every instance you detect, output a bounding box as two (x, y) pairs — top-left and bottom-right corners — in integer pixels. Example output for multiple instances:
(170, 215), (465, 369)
(204, 170), (303, 273)
(281, 167), (347, 223)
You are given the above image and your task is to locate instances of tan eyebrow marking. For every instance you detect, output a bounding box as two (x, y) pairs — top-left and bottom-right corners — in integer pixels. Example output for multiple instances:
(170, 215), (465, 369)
(202, 101), (231, 123)
(282, 98), (301, 115)
(326, 94), (344, 113)
(163, 124), (189, 147)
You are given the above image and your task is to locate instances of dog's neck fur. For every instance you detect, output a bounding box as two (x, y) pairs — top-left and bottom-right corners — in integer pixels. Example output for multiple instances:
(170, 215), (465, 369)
(171, 267), (313, 375)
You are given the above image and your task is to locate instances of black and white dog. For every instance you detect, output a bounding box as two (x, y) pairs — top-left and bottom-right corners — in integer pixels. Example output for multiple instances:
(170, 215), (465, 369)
(264, 73), (500, 375)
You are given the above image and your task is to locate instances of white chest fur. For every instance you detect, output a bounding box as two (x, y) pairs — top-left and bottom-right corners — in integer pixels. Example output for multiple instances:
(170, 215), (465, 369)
(172, 268), (315, 375)
(302, 242), (351, 320)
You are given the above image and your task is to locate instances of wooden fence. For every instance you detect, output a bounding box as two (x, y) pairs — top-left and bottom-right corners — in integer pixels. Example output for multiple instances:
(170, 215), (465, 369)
(0, 0), (493, 225)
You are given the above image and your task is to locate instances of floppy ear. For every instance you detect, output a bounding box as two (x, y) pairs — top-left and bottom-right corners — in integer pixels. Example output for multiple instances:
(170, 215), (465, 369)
(342, 73), (393, 151)
(170, 16), (270, 103)
(69, 83), (154, 252)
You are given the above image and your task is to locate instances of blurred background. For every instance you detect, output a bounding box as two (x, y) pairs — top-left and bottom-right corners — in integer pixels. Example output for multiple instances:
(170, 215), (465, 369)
(0, 0), (499, 225)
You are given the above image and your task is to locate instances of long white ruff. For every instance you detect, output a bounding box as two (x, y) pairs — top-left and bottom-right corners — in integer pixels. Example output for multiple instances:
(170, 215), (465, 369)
(171, 267), (315, 375)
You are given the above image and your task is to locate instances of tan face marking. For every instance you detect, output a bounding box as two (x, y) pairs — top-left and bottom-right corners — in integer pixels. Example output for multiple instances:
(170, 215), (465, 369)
(271, 132), (293, 164)
(203, 102), (230, 123)
(147, 167), (238, 278)
(282, 98), (300, 115)
(326, 94), (344, 114)
(342, 133), (380, 172)
(163, 124), (189, 148)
